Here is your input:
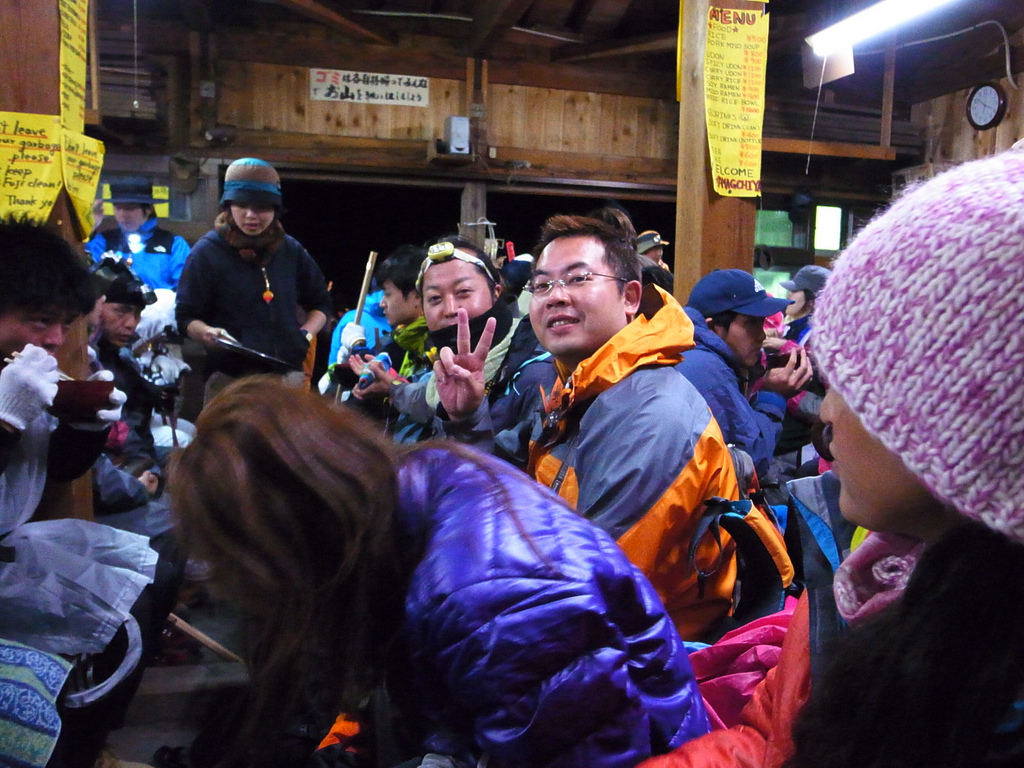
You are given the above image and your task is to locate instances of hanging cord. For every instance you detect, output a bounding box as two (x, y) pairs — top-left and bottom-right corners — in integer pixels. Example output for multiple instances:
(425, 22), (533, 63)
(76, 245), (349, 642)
(132, 0), (140, 109)
(806, 53), (828, 175)
(857, 19), (1019, 89)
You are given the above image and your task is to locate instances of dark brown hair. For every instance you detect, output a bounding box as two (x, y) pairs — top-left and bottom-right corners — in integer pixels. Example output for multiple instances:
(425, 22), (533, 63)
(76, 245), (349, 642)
(586, 204), (638, 246)
(170, 377), (408, 759)
(533, 214), (643, 286)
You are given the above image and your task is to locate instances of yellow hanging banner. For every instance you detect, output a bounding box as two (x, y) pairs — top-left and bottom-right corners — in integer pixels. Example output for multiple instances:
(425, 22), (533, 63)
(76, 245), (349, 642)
(704, 4), (770, 197)
(62, 130), (105, 237)
(59, 0), (90, 134)
(0, 113), (64, 223)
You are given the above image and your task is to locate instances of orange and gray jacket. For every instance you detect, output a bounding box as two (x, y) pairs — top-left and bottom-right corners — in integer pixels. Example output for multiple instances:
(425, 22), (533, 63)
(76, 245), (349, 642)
(440, 287), (740, 640)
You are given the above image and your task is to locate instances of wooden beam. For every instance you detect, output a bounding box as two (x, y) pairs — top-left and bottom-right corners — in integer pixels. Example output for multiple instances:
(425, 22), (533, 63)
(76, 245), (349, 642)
(460, 182), (488, 247)
(88, 0), (100, 113)
(904, 43), (1024, 104)
(175, 0), (213, 33)
(1, 0), (93, 520)
(275, 0), (395, 46)
(551, 31), (676, 64)
(470, 0), (537, 57)
(674, 0), (709, 304)
(762, 137), (897, 160)
(117, 20), (676, 99)
(227, 130), (678, 186)
(881, 37), (895, 148)
(676, 0), (765, 302)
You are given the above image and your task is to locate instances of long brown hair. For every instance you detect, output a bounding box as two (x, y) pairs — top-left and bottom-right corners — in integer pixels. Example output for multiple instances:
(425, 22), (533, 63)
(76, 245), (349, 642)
(170, 377), (408, 758)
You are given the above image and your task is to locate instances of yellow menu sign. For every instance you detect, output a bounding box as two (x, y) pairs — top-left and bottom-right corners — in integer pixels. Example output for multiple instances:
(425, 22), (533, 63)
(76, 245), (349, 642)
(63, 130), (105, 236)
(705, 5), (770, 197)
(59, 0), (90, 133)
(0, 113), (64, 222)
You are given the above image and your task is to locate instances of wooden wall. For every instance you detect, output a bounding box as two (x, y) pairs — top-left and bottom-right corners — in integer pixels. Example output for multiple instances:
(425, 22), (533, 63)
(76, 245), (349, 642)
(219, 62), (464, 141)
(912, 75), (1024, 164)
(212, 61), (678, 184)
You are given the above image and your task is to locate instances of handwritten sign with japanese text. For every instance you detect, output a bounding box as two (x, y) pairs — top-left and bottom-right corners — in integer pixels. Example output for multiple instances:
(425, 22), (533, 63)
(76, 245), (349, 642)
(705, 5), (770, 197)
(0, 113), (64, 222)
(59, 0), (89, 133)
(62, 130), (104, 237)
(309, 69), (429, 107)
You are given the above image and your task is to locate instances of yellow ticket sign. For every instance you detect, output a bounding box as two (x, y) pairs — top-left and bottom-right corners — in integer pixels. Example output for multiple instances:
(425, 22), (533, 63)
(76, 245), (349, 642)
(62, 130), (104, 237)
(705, 5), (770, 197)
(0, 113), (64, 222)
(59, 0), (89, 134)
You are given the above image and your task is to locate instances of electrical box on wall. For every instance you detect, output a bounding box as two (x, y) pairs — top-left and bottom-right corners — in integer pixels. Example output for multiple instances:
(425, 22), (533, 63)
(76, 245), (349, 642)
(444, 116), (470, 154)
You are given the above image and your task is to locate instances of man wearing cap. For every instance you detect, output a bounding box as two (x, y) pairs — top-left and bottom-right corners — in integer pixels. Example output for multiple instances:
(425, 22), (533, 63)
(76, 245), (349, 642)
(434, 215), (740, 641)
(680, 269), (812, 484)
(86, 178), (190, 290)
(176, 158), (331, 398)
(637, 229), (671, 270)
(777, 264), (831, 346)
(91, 261), (173, 470)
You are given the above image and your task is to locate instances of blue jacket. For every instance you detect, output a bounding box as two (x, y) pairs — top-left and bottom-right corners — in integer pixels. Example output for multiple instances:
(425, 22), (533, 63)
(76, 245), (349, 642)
(395, 446), (709, 768)
(675, 306), (786, 480)
(86, 217), (190, 290)
(328, 289), (392, 364)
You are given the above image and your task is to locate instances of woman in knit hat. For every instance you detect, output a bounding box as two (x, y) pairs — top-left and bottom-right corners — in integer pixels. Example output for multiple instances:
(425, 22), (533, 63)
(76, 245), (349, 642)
(639, 149), (1024, 768)
(176, 158), (331, 400)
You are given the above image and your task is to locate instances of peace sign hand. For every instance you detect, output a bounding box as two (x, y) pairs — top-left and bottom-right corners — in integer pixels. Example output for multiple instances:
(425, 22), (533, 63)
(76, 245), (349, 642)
(433, 308), (496, 421)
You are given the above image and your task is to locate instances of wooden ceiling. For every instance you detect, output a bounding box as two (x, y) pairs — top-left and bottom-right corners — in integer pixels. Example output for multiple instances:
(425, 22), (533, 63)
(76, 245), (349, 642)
(103, 0), (1024, 114)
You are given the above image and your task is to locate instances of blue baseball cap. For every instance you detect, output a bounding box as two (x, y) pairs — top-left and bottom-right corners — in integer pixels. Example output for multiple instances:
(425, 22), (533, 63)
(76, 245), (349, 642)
(687, 269), (791, 317)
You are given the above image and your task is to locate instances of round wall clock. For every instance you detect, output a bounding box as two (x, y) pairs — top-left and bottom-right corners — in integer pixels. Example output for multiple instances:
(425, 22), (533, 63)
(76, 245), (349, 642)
(966, 83), (1007, 131)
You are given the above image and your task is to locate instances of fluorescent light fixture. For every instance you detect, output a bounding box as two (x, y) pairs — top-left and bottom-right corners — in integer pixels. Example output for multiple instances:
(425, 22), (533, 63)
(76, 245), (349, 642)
(806, 0), (963, 57)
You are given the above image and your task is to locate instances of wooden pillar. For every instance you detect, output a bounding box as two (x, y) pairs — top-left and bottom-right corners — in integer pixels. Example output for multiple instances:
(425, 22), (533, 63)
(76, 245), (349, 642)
(674, 0), (759, 304)
(460, 182), (487, 248)
(881, 37), (896, 148)
(0, 0), (94, 519)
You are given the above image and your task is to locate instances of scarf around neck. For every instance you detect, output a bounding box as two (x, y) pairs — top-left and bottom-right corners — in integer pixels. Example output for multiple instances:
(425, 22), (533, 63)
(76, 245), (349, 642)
(214, 211), (285, 267)
(833, 532), (926, 625)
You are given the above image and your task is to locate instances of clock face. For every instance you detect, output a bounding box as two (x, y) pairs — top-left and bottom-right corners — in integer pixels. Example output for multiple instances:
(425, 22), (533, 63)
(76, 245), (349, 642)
(968, 84), (1006, 130)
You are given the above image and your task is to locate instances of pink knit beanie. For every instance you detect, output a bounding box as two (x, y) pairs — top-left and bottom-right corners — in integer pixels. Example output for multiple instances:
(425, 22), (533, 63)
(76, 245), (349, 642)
(814, 150), (1024, 543)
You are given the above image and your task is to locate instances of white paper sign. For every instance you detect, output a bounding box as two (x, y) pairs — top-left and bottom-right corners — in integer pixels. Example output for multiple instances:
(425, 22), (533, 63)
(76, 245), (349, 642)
(309, 69), (429, 107)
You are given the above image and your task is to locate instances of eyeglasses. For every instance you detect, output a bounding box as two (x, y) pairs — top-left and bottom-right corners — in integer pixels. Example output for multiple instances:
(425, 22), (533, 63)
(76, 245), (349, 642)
(526, 271), (626, 297)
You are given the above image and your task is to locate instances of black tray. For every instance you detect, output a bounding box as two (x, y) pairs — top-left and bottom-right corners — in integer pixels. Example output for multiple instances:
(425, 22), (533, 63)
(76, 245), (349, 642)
(213, 336), (299, 374)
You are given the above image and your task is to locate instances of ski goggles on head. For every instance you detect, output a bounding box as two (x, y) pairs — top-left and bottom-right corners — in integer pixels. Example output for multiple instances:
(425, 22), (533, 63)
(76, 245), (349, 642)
(416, 242), (493, 290)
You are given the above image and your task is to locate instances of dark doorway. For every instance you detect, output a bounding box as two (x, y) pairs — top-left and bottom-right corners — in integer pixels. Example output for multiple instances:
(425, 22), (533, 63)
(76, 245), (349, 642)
(279, 178), (677, 317)
(486, 191), (677, 268)
(278, 179), (463, 315)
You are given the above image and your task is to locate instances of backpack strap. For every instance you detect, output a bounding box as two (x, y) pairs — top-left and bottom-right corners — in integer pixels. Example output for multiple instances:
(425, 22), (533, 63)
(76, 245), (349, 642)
(687, 497), (794, 621)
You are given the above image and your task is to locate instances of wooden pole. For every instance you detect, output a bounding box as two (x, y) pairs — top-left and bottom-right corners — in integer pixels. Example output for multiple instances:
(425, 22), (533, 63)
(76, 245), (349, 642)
(674, 0), (759, 303)
(353, 251), (378, 325)
(1, 0), (94, 520)
(881, 36), (896, 149)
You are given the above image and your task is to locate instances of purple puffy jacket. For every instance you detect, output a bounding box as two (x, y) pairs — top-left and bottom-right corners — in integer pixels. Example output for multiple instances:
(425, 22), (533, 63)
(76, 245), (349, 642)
(394, 445), (709, 768)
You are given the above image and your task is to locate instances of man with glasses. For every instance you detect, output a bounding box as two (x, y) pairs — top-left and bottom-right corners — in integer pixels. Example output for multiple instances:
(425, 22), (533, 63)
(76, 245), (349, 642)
(435, 214), (740, 641)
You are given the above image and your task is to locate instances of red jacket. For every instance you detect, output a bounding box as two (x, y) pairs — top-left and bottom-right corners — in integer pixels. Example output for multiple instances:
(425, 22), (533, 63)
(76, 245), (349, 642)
(639, 594), (813, 768)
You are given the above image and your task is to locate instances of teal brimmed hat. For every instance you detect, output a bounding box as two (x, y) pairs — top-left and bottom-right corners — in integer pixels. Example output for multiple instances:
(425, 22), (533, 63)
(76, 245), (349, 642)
(220, 158), (282, 208)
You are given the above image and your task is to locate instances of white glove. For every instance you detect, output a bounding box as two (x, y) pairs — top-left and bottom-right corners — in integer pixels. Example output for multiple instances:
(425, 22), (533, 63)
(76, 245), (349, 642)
(89, 370), (128, 423)
(335, 345), (351, 366)
(0, 345), (59, 430)
(340, 322), (367, 349)
(150, 354), (190, 386)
